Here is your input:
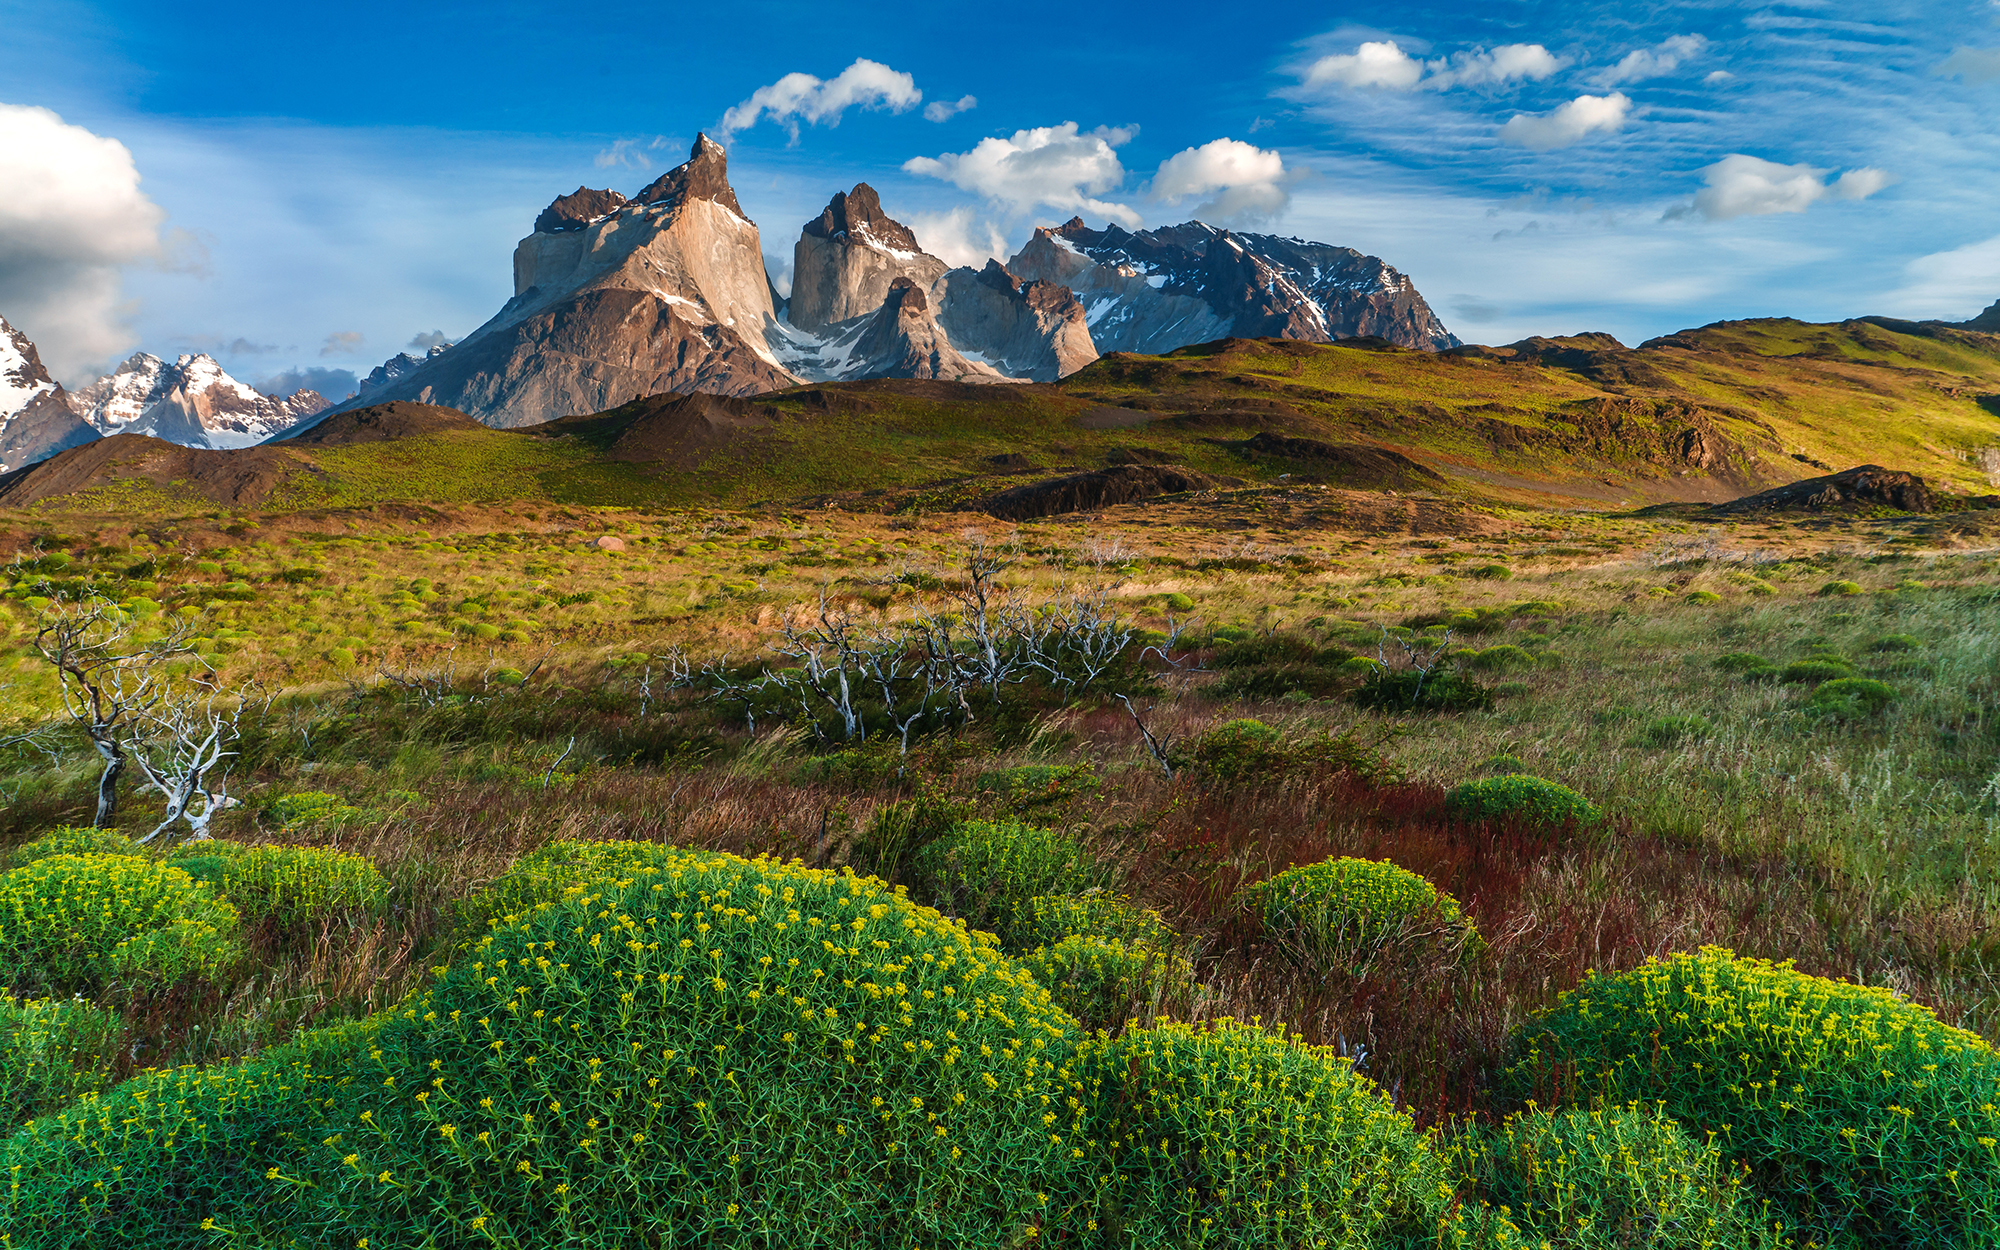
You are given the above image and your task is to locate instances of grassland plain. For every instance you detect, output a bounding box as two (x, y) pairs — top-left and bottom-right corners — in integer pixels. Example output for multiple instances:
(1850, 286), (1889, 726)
(1, 321), (1998, 1246)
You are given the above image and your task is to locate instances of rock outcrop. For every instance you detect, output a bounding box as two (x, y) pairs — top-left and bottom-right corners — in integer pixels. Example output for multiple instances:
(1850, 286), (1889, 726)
(353, 344), (452, 403)
(788, 278), (1009, 384)
(1713, 465), (1934, 515)
(0, 316), (97, 473)
(788, 184), (948, 334)
(983, 464), (1223, 520)
(71, 352), (327, 449)
(328, 134), (798, 428)
(1006, 218), (1459, 353)
(275, 400), (484, 445)
(934, 261), (1098, 382)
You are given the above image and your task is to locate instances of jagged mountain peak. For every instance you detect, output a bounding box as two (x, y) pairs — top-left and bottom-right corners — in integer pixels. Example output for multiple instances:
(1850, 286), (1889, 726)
(633, 132), (744, 218)
(803, 184), (922, 255)
(72, 351), (327, 450)
(0, 315), (98, 473)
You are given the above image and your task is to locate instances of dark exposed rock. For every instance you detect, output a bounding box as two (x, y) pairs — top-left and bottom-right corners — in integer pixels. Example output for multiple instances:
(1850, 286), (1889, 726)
(1960, 300), (2000, 332)
(634, 134), (745, 217)
(935, 261), (1096, 382)
(983, 464), (1226, 520)
(0, 433), (303, 509)
(275, 400), (484, 445)
(1445, 333), (1673, 391)
(801, 183), (921, 253)
(534, 187), (629, 234)
(1712, 465), (1933, 515)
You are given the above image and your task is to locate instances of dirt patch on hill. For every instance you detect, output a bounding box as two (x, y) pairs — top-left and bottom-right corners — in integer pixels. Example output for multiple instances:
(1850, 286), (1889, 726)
(1712, 465), (1934, 515)
(983, 465), (1234, 520)
(577, 392), (783, 468)
(280, 401), (485, 445)
(1220, 431), (1449, 490)
(0, 434), (309, 509)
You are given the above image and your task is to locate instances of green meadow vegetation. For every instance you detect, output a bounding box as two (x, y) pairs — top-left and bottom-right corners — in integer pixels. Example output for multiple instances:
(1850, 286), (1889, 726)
(2, 324), (1999, 1246)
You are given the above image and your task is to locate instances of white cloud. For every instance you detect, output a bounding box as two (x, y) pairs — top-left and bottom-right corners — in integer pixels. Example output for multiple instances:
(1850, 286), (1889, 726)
(1303, 41), (1425, 90)
(408, 330), (452, 350)
(905, 207), (1012, 269)
(1147, 138), (1293, 224)
(1665, 154), (1894, 221)
(1594, 34), (1709, 86)
(1301, 40), (1560, 91)
(903, 122), (1142, 227)
(0, 103), (166, 384)
(1704, 70), (1735, 84)
(1426, 44), (1564, 89)
(1498, 93), (1633, 150)
(923, 95), (977, 123)
(1934, 46), (2000, 82)
(1882, 233), (2000, 319)
(320, 330), (365, 356)
(719, 59), (921, 141)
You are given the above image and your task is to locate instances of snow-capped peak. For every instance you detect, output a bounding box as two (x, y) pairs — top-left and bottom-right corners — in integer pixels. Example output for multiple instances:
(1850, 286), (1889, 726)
(71, 351), (328, 449)
(0, 317), (60, 422)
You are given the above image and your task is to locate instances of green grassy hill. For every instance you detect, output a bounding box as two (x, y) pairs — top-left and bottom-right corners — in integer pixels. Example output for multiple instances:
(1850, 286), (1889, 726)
(5, 318), (1998, 521)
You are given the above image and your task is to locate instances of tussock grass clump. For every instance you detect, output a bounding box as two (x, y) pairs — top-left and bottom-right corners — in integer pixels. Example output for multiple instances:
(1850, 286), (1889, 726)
(1819, 580), (1865, 597)
(1445, 775), (1601, 828)
(1025, 935), (1192, 1032)
(1637, 714), (1712, 747)
(0, 854), (242, 992)
(1778, 658), (1857, 684)
(3, 826), (145, 868)
(1804, 677), (1896, 719)
(1, 994), (120, 1129)
(1712, 652), (1770, 674)
(913, 818), (1100, 951)
(1869, 633), (1921, 653)
(1074, 1019), (1455, 1248)
(1245, 856), (1479, 966)
(261, 790), (364, 828)
(1504, 947), (2000, 1247)
(1450, 1104), (1779, 1250)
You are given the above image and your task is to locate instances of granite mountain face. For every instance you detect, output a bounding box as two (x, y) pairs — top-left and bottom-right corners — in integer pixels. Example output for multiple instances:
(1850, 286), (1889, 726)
(70, 353), (328, 449)
(0, 317), (97, 473)
(320, 136), (1463, 429)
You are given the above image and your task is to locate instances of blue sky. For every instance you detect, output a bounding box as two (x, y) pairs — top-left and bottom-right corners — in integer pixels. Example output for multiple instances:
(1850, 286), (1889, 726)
(3, 0), (1998, 393)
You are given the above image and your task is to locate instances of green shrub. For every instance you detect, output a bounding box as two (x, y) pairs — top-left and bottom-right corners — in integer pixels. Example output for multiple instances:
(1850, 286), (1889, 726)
(449, 838), (688, 947)
(1712, 652), (1770, 674)
(1684, 589), (1723, 605)
(170, 842), (389, 928)
(1026, 935), (1193, 1032)
(1476, 752), (1529, 775)
(1805, 677), (1897, 720)
(1471, 563), (1514, 580)
(913, 818), (1099, 950)
(1778, 658), (1857, 684)
(974, 763), (1099, 811)
(1074, 1019), (1454, 1248)
(349, 851), (1084, 1248)
(1024, 891), (1175, 949)
(1338, 655), (1385, 677)
(1819, 580), (1865, 596)
(262, 791), (363, 828)
(1869, 633), (1921, 653)
(1244, 856), (1478, 967)
(1638, 714), (1712, 747)
(1445, 775), (1601, 827)
(1502, 946), (2000, 1247)
(1178, 718), (1389, 784)
(0, 854), (242, 993)
(854, 780), (975, 884)
(1353, 665), (1494, 713)
(326, 646), (356, 669)
(1, 995), (120, 1129)
(1162, 592), (1195, 612)
(1463, 644), (1535, 673)
(4, 826), (145, 869)
(1452, 1104), (1778, 1249)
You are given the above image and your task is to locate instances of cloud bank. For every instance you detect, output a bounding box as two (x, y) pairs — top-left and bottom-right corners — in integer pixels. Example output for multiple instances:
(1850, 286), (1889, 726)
(1665, 154), (1893, 221)
(720, 59), (921, 141)
(904, 122), (1142, 226)
(0, 103), (166, 384)
(1301, 40), (1561, 92)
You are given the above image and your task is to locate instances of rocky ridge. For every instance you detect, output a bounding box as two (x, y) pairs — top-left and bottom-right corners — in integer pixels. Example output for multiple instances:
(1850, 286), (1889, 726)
(71, 353), (328, 450)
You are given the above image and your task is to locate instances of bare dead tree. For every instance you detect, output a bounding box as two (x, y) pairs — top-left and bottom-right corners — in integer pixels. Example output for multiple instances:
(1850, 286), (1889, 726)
(35, 600), (203, 827)
(130, 682), (264, 845)
(1118, 616), (1200, 778)
(1376, 624), (1456, 704)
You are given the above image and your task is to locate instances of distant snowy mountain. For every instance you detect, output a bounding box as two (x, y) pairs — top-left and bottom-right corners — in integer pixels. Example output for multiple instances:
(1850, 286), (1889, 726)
(0, 316), (98, 473)
(72, 353), (328, 449)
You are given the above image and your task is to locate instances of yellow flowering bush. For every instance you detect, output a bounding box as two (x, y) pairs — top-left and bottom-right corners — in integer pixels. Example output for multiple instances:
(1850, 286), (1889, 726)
(1505, 947), (2000, 1247)
(1025, 936), (1193, 1033)
(167, 841), (389, 928)
(1024, 891), (1176, 949)
(913, 818), (1101, 951)
(0, 996), (120, 1130)
(318, 847), (1087, 1248)
(1072, 1018), (1453, 1248)
(0, 854), (242, 993)
(1449, 1104), (1781, 1249)
(3, 826), (145, 869)
(1243, 856), (1480, 968)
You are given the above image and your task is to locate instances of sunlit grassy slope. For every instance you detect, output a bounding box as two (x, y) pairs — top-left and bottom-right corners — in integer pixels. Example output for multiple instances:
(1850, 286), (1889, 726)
(15, 317), (2000, 520)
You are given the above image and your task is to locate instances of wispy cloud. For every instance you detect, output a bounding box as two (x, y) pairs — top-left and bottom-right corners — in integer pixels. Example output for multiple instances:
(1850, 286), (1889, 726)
(1934, 46), (2000, 82)
(1592, 35), (1709, 87)
(1300, 39), (1562, 92)
(719, 59), (921, 141)
(923, 95), (977, 123)
(594, 136), (676, 169)
(319, 330), (364, 356)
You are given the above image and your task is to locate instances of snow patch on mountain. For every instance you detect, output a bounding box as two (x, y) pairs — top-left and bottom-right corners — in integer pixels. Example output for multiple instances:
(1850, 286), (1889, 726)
(72, 353), (328, 449)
